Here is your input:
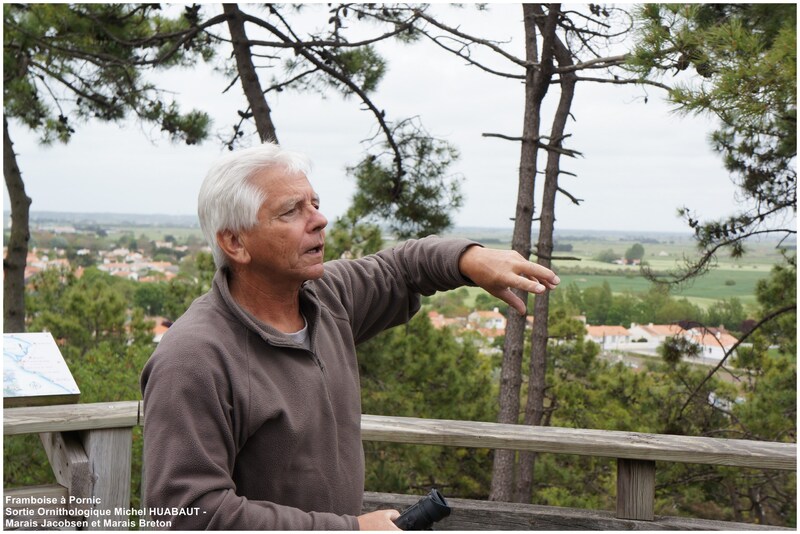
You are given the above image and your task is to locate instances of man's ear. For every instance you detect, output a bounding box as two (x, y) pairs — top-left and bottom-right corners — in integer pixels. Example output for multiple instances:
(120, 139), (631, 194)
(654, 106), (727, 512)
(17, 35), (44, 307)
(217, 230), (251, 265)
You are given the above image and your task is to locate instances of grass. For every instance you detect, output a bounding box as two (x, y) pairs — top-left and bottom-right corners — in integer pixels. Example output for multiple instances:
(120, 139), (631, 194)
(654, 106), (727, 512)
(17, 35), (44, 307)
(444, 228), (792, 310)
(455, 268), (765, 311)
(547, 239), (780, 308)
(554, 269), (765, 307)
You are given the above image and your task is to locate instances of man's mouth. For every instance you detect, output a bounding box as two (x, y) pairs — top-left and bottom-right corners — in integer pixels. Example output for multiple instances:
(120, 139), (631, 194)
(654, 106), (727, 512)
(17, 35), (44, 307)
(306, 244), (324, 255)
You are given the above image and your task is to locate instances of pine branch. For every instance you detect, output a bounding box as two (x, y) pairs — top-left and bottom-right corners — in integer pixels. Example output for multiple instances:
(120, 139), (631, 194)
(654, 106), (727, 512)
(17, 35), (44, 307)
(676, 304), (797, 420)
(239, 10), (406, 184)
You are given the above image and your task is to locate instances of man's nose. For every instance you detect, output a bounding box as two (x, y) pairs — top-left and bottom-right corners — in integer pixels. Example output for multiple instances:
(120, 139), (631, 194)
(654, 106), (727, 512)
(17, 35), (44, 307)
(310, 206), (327, 232)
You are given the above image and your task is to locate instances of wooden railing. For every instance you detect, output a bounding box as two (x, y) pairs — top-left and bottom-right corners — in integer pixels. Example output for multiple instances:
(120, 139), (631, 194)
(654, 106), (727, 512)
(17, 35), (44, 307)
(4, 401), (139, 531)
(4, 401), (796, 530)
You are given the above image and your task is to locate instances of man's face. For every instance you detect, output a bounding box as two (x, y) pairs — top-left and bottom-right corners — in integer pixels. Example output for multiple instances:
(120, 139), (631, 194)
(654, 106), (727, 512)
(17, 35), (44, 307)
(237, 167), (328, 286)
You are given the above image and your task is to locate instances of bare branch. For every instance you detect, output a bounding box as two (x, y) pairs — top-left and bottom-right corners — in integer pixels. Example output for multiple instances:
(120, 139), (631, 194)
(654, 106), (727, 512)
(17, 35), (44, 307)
(557, 186), (582, 205)
(410, 7), (529, 68)
(533, 252), (582, 261)
(263, 68), (318, 94)
(240, 16), (418, 50)
(557, 54), (627, 73)
(572, 75), (673, 91)
(482, 132), (527, 142)
(481, 132), (583, 158)
(238, 10), (405, 182)
(421, 34), (525, 79)
(558, 9), (613, 32)
(538, 141), (582, 158)
(221, 73), (241, 94)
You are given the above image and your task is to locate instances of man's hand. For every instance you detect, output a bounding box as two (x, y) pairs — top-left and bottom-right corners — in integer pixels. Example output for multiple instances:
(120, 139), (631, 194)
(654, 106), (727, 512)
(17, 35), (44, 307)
(458, 245), (560, 315)
(357, 509), (401, 530)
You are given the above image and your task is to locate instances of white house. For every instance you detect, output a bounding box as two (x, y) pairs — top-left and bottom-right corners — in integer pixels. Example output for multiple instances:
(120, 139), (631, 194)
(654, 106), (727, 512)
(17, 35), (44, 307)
(585, 325), (631, 351)
(467, 308), (506, 332)
(626, 323), (685, 355)
(626, 323), (738, 363)
(687, 328), (739, 363)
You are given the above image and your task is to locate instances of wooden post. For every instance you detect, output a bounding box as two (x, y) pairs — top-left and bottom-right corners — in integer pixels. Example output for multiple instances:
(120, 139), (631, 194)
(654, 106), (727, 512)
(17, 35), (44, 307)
(80, 428), (133, 530)
(39, 431), (93, 517)
(40, 432), (92, 496)
(616, 458), (655, 521)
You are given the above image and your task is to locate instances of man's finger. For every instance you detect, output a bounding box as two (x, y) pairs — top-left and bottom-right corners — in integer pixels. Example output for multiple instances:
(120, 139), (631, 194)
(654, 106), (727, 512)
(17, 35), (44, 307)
(494, 288), (527, 315)
(517, 263), (560, 289)
(506, 272), (547, 295)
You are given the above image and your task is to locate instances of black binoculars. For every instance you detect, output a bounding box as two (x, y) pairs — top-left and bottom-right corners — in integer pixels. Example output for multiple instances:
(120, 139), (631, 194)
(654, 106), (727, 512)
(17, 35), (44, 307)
(393, 489), (451, 530)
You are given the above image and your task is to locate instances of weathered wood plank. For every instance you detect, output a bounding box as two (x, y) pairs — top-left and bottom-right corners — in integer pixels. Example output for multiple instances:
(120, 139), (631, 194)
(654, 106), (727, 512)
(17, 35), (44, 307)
(617, 459), (655, 520)
(4, 401), (140, 435)
(39, 431), (92, 511)
(362, 492), (793, 531)
(7, 405), (794, 472)
(361, 415), (797, 470)
(80, 428), (133, 531)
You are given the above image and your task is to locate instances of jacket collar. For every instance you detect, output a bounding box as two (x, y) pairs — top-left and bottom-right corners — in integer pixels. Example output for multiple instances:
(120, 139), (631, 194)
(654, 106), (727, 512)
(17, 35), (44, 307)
(211, 267), (321, 349)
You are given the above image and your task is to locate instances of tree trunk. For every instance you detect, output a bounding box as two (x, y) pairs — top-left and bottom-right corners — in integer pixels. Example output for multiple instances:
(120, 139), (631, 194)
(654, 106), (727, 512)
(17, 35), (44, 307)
(727, 481), (743, 523)
(489, 3), (554, 502)
(3, 117), (31, 333)
(224, 3), (279, 143)
(514, 3), (577, 503)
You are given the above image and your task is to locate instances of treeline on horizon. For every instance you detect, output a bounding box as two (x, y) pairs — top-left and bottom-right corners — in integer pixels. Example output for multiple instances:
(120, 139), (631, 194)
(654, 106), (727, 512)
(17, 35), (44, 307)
(22, 210), (791, 241)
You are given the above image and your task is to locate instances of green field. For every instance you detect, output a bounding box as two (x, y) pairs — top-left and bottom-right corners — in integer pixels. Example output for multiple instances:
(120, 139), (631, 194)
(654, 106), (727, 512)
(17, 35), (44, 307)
(448, 227), (792, 309)
(550, 236), (783, 308)
(457, 267), (765, 310)
(554, 268), (766, 308)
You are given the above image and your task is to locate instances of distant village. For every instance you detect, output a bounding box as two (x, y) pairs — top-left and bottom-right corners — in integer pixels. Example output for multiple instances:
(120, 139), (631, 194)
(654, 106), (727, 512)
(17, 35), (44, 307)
(23, 244), (184, 283)
(16, 219), (204, 283)
(428, 308), (739, 368)
(13, 220), (739, 369)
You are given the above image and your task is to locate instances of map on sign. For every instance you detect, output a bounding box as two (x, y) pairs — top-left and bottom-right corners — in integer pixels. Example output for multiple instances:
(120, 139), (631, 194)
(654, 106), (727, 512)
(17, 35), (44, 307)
(4, 332), (80, 407)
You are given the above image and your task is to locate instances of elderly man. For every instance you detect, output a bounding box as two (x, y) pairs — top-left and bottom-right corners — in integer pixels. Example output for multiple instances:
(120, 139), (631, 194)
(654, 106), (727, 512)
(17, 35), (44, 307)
(140, 143), (559, 530)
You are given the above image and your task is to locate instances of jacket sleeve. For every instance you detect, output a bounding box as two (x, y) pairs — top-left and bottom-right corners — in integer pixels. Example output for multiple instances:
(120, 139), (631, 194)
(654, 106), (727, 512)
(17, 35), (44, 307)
(140, 340), (360, 531)
(321, 236), (479, 343)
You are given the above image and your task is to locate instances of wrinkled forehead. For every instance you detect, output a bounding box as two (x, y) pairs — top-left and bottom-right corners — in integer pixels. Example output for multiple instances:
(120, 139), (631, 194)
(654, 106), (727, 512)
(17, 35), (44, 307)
(250, 166), (318, 205)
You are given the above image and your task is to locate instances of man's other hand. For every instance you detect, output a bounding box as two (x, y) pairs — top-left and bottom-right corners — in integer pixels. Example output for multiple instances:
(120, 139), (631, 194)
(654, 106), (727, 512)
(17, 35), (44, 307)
(357, 509), (401, 530)
(458, 245), (561, 315)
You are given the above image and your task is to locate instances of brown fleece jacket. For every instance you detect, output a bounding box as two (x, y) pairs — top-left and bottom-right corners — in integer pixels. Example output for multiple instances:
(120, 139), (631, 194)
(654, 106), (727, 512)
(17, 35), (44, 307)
(140, 237), (477, 530)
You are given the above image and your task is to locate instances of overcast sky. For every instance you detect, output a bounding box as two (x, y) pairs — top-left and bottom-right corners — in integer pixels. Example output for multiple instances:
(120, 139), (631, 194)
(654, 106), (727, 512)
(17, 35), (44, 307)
(4, 3), (750, 233)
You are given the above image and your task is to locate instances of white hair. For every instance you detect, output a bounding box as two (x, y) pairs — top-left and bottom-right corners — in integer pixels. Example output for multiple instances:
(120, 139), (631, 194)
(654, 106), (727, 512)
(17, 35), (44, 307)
(198, 143), (312, 268)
